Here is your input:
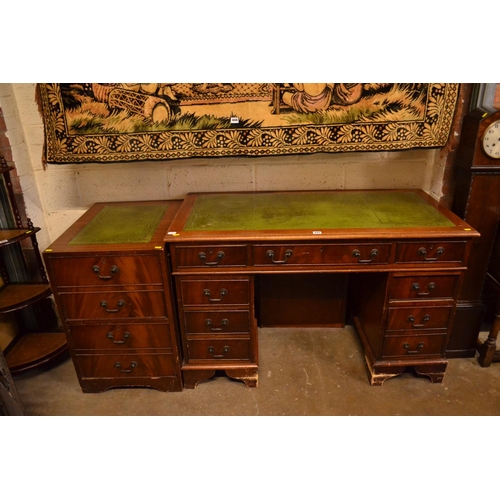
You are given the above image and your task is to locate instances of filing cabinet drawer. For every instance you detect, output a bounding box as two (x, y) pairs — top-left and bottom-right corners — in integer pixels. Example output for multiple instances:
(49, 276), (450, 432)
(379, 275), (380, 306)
(179, 278), (250, 306)
(184, 310), (251, 334)
(389, 274), (459, 301)
(49, 255), (163, 287)
(185, 338), (252, 362)
(70, 323), (172, 351)
(76, 353), (177, 378)
(173, 245), (248, 269)
(253, 243), (390, 266)
(382, 334), (446, 358)
(59, 290), (167, 320)
(386, 305), (453, 331)
(396, 241), (466, 264)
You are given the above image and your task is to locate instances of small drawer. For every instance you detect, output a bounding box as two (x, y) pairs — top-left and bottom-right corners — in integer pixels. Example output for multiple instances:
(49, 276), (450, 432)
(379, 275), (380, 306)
(253, 245), (322, 266)
(70, 323), (172, 351)
(185, 338), (252, 362)
(321, 243), (391, 265)
(49, 255), (163, 287)
(183, 310), (250, 334)
(76, 353), (177, 378)
(253, 243), (390, 266)
(386, 305), (453, 331)
(382, 334), (446, 358)
(396, 241), (466, 264)
(179, 278), (250, 306)
(59, 290), (167, 320)
(173, 245), (248, 269)
(389, 274), (459, 301)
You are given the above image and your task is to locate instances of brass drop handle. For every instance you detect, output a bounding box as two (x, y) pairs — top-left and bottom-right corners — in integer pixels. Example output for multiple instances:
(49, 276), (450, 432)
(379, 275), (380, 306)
(203, 288), (228, 302)
(412, 282), (436, 296)
(92, 264), (119, 280)
(199, 251), (225, 266)
(352, 248), (378, 263)
(107, 330), (131, 344)
(408, 314), (430, 327)
(266, 249), (293, 264)
(403, 342), (424, 354)
(208, 346), (230, 358)
(100, 299), (125, 313)
(115, 361), (137, 373)
(205, 318), (229, 331)
(418, 247), (444, 261)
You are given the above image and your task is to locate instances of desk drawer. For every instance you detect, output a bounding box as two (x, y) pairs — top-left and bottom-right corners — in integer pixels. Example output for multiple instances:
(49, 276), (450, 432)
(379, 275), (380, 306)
(396, 241), (466, 264)
(49, 255), (163, 287)
(185, 338), (252, 362)
(382, 333), (446, 358)
(76, 353), (176, 378)
(386, 305), (453, 331)
(179, 278), (250, 306)
(70, 323), (172, 351)
(253, 243), (390, 266)
(183, 310), (251, 334)
(389, 274), (459, 301)
(173, 245), (248, 269)
(60, 290), (167, 320)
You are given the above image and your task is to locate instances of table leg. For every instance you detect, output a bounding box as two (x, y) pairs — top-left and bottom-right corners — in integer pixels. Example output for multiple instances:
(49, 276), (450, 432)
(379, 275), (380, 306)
(478, 309), (500, 367)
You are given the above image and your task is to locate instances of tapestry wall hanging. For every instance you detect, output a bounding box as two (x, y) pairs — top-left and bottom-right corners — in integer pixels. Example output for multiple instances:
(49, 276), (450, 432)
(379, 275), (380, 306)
(37, 83), (460, 163)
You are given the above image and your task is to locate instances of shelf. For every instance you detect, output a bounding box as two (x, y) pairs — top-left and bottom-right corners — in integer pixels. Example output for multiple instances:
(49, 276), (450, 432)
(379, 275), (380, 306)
(0, 227), (40, 247)
(5, 331), (68, 374)
(0, 284), (52, 313)
(1, 156), (68, 375)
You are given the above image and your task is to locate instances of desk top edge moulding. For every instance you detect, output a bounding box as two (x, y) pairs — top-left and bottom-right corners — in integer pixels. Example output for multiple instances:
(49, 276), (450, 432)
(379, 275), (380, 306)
(164, 189), (478, 388)
(36, 83), (460, 163)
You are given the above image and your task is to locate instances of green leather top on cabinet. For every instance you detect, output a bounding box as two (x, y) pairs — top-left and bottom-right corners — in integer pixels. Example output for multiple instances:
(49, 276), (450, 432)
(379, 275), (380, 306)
(183, 191), (455, 232)
(69, 205), (168, 245)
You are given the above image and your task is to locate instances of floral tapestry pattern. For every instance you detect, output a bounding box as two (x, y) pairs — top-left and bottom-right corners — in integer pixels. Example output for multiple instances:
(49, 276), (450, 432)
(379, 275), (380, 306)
(37, 83), (460, 163)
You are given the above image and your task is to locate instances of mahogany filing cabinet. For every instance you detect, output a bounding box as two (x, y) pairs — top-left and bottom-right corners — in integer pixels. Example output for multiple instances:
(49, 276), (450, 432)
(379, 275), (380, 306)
(43, 201), (183, 393)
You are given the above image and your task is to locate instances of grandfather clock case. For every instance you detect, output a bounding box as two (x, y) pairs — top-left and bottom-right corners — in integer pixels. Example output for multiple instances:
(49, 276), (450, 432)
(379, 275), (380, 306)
(449, 107), (500, 357)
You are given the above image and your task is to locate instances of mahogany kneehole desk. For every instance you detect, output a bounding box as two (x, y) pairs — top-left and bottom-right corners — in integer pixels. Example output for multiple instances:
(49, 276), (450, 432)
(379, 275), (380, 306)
(164, 189), (479, 388)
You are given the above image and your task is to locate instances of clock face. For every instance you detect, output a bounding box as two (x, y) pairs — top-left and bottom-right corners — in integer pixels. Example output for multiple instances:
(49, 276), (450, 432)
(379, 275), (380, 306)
(482, 119), (500, 159)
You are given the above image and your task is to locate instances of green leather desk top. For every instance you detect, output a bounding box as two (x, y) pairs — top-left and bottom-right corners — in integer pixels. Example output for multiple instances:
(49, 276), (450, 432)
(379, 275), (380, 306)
(182, 191), (455, 232)
(69, 204), (168, 245)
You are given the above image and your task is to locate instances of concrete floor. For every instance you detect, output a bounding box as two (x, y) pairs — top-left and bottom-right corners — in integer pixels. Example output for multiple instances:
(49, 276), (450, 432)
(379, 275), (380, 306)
(11, 325), (500, 416)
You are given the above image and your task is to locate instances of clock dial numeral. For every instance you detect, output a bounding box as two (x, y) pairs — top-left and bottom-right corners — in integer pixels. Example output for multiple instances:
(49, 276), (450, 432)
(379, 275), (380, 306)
(482, 119), (500, 159)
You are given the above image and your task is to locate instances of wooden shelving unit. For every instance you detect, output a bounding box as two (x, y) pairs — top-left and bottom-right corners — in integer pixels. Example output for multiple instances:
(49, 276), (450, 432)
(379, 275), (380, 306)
(0, 157), (67, 374)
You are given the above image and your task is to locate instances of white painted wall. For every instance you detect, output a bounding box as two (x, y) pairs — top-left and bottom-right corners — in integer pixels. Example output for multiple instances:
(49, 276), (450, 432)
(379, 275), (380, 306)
(0, 83), (443, 250)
